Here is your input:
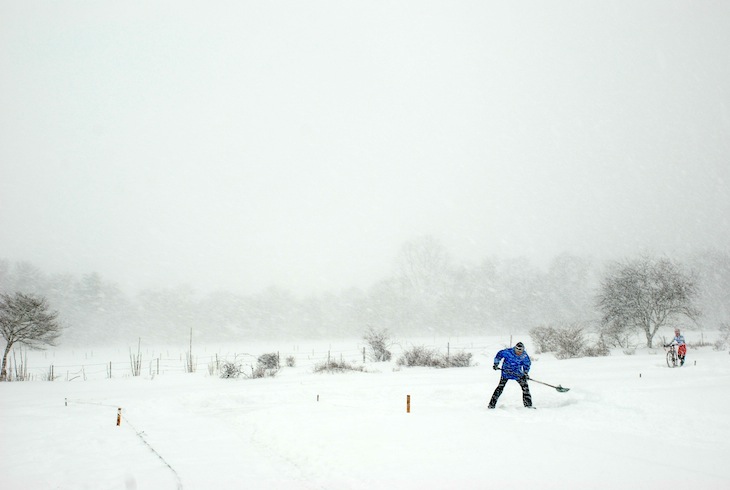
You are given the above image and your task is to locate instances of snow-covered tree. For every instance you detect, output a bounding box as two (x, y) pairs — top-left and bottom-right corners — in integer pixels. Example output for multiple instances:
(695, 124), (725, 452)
(1, 292), (62, 380)
(596, 256), (700, 348)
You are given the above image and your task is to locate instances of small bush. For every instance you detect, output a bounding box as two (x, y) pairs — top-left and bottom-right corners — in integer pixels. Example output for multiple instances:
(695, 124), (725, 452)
(220, 361), (243, 379)
(396, 346), (472, 368)
(257, 353), (279, 369)
(363, 326), (393, 362)
(714, 323), (730, 351)
(583, 337), (611, 357)
(529, 326), (559, 354)
(554, 324), (587, 360)
(598, 320), (640, 349)
(446, 351), (473, 367)
(286, 355), (296, 367)
(248, 365), (278, 378)
(245, 353), (280, 378)
(397, 345), (442, 367)
(531, 323), (610, 360)
(314, 359), (365, 373)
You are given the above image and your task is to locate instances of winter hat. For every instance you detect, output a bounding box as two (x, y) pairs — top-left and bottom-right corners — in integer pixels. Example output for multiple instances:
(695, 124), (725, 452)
(515, 342), (525, 350)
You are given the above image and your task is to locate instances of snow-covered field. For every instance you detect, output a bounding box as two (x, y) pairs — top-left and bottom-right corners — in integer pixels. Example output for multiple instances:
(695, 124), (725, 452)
(1, 335), (729, 490)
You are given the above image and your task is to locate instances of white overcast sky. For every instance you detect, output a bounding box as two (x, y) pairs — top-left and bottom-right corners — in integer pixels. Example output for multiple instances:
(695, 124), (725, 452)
(1, 1), (729, 296)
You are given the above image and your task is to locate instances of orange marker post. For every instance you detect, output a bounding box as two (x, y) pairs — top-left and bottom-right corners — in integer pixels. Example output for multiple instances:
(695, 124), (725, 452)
(116, 407), (122, 426)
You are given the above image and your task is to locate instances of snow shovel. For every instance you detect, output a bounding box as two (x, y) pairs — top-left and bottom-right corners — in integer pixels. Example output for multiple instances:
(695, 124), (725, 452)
(527, 377), (570, 393)
(499, 368), (570, 393)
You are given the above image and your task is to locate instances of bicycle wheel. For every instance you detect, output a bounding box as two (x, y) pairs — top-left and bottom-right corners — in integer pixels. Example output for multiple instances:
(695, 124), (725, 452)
(666, 350), (676, 368)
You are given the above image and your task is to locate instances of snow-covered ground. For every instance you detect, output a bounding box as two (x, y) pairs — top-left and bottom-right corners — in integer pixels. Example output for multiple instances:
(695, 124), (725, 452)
(1, 335), (728, 489)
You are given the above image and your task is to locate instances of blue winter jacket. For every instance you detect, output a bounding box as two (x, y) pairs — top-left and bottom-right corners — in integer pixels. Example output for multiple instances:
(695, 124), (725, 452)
(494, 347), (531, 380)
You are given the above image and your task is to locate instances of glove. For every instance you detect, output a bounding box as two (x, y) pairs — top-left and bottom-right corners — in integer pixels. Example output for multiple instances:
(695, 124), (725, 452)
(493, 364), (499, 371)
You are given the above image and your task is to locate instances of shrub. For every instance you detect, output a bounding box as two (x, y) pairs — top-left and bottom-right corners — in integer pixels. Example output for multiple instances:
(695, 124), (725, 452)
(247, 353), (280, 378)
(529, 326), (559, 354)
(714, 323), (730, 351)
(257, 352), (279, 369)
(598, 320), (640, 349)
(396, 345), (442, 367)
(363, 326), (393, 362)
(248, 365), (278, 378)
(583, 335), (611, 357)
(396, 345), (472, 368)
(221, 354), (280, 379)
(530, 323), (610, 360)
(314, 359), (365, 373)
(446, 351), (473, 367)
(554, 324), (587, 360)
(285, 355), (296, 367)
(220, 360), (243, 379)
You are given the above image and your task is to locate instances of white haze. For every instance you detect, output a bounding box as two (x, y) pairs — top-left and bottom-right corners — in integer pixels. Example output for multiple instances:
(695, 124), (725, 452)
(1, 1), (729, 296)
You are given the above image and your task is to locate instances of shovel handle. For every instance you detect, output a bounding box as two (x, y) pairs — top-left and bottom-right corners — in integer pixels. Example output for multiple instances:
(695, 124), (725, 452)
(497, 367), (570, 393)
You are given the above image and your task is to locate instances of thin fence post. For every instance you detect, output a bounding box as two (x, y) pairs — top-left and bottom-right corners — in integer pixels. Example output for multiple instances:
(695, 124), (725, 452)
(363, 347), (366, 363)
(116, 407), (122, 426)
(407, 395), (411, 413)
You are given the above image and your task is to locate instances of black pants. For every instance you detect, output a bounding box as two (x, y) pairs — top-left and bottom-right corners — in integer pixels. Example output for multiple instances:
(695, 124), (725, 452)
(489, 377), (532, 408)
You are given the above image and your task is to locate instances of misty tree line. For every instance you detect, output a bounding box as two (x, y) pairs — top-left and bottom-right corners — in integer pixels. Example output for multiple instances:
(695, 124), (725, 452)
(1, 238), (729, 345)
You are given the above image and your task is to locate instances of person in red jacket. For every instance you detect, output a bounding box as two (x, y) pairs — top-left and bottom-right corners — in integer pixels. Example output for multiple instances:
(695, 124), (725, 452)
(488, 342), (533, 409)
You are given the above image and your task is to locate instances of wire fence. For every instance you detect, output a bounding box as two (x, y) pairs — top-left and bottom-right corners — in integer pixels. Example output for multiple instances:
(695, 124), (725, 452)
(3, 337), (505, 382)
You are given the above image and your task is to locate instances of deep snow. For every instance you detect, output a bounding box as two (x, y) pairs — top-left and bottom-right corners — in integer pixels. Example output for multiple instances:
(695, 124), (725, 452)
(1, 335), (728, 489)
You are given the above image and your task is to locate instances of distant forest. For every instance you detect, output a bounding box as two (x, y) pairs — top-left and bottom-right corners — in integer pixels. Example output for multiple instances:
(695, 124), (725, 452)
(1, 240), (729, 346)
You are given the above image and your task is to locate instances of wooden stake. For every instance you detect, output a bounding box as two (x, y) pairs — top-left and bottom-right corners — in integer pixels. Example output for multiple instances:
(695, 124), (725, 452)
(116, 408), (122, 426)
(406, 395), (411, 413)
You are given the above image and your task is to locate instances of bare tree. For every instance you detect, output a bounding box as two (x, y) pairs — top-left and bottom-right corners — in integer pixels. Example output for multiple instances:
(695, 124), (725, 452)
(394, 235), (452, 331)
(1, 292), (62, 380)
(395, 235), (451, 296)
(363, 326), (392, 362)
(596, 256), (700, 348)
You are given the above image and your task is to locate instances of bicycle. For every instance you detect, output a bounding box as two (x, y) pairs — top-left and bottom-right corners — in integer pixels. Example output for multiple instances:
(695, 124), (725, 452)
(664, 343), (679, 368)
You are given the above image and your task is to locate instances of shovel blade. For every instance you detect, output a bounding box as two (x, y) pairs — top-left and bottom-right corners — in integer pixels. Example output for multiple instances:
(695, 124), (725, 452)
(556, 385), (570, 393)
